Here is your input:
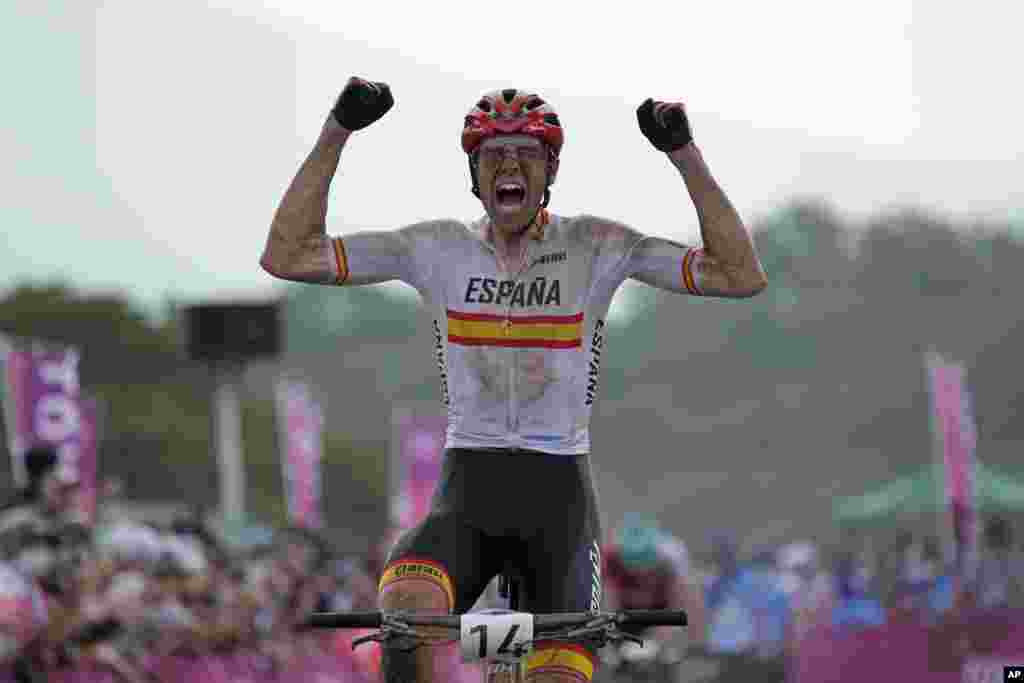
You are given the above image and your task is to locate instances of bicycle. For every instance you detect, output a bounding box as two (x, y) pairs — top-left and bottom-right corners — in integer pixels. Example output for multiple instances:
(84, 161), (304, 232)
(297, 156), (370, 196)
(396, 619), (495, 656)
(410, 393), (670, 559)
(305, 573), (687, 682)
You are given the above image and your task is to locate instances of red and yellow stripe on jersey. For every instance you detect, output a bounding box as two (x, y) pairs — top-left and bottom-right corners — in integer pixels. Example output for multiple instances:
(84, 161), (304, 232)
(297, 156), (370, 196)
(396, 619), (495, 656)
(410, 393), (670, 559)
(447, 310), (584, 349)
(331, 238), (350, 284)
(681, 247), (703, 296)
(378, 558), (455, 611)
(525, 642), (596, 681)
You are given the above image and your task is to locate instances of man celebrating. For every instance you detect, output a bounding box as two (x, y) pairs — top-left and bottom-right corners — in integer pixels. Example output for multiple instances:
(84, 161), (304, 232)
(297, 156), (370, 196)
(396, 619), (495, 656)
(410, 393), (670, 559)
(261, 78), (767, 683)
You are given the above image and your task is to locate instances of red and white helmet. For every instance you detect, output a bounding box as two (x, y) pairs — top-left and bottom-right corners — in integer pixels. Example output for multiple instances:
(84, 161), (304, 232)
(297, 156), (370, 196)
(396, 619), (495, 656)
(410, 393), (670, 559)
(461, 88), (564, 158)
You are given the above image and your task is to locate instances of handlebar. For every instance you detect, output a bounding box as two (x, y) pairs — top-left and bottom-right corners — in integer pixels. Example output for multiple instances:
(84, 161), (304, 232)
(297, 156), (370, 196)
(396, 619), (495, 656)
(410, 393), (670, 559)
(303, 608), (688, 657)
(612, 609), (688, 628)
(304, 608), (686, 632)
(306, 610), (384, 629)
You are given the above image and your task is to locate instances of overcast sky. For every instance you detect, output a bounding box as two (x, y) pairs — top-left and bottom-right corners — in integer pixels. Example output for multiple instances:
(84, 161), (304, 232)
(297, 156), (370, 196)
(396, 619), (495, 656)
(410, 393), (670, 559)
(3, 1), (1021, 317)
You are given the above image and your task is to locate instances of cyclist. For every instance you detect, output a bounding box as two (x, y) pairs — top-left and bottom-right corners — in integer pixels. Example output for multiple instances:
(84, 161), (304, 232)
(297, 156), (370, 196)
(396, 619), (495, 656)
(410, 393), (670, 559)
(261, 77), (767, 683)
(602, 516), (706, 681)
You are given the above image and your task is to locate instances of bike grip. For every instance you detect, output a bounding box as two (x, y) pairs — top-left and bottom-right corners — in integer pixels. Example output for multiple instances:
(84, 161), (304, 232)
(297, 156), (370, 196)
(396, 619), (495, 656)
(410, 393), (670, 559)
(619, 609), (688, 627)
(306, 610), (383, 629)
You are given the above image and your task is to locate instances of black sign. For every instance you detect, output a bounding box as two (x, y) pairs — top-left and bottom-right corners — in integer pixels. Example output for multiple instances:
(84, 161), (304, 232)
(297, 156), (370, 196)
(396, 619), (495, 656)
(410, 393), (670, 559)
(184, 303), (280, 361)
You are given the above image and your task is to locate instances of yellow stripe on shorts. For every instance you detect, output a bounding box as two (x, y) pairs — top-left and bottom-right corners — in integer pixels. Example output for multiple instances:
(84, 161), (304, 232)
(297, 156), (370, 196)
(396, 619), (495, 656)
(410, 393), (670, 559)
(377, 558), (454, 610)
(525, 642), (596, 681)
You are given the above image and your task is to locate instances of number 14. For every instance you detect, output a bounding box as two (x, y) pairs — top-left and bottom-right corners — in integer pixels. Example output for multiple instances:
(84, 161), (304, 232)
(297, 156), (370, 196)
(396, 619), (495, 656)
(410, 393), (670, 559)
(470, 623), (521, 658)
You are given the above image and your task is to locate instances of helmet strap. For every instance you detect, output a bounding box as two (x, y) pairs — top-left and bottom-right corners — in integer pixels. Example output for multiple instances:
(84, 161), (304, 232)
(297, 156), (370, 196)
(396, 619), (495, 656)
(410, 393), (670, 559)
(469, 154), (481, 198)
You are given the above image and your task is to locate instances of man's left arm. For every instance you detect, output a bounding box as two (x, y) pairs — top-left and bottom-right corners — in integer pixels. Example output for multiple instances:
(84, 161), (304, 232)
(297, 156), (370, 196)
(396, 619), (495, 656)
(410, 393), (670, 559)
(667, 143), (767, 298)
(633, 97), (768, 298)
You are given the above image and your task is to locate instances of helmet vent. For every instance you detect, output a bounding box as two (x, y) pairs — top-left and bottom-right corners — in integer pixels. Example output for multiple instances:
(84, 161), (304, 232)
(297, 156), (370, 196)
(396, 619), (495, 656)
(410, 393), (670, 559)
(502, 88), (518, 104)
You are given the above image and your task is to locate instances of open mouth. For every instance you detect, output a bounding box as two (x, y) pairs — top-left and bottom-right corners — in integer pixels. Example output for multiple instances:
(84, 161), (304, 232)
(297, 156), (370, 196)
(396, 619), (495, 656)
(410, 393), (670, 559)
(495, 182), (526, 208)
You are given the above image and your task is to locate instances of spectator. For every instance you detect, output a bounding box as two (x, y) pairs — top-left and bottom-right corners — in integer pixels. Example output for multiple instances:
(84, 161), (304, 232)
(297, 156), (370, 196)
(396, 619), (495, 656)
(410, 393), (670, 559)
(831, 553), (885, 630)
(0, 446), (80, 539)
(886, 534), (938, 622)
(896, 535), (956, 622)
(705, 532), (741, 614)
(777, 541), (832, 644)
(704, 535), (790, 658)
(329, 557), (377, 612)
(0, 561), (47, 672)
(975, 515), (1023, 609)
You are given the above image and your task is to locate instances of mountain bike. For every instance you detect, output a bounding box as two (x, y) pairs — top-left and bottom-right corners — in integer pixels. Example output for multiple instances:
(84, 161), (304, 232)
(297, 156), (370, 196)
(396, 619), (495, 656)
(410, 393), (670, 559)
(306, 573), (687, 682)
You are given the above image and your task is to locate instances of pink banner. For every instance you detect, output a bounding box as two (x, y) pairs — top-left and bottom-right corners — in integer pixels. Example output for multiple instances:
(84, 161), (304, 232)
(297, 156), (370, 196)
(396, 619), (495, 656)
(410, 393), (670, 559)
(792, 609), (1024, 683)
(275, 381), (324, 529)
(394, 411), (447, 531)
(927, 353), (979, 581)
(4, 344), (97, 523)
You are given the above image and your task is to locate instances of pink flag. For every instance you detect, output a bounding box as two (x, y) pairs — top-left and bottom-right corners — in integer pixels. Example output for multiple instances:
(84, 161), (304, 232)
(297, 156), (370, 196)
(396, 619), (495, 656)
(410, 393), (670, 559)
(926, 352), (979, 582)
(275, 380), (324, 529)
(4, 343), (97, 524)
(394, 411), (447, 530)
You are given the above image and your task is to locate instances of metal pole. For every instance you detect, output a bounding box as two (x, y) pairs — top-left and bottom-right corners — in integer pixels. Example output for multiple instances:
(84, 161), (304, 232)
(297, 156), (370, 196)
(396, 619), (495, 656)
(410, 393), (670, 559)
(0, 333), (23, 488)
(213, 362), (246, 533)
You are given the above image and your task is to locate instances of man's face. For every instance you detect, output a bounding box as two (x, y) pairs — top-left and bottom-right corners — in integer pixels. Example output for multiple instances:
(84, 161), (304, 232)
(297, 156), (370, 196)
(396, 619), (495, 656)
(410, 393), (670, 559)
(475, 135), (557, 229)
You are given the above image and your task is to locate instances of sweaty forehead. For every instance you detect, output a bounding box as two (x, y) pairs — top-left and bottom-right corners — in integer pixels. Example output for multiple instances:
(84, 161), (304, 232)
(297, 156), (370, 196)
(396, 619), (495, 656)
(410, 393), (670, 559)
(478, 135), (544, 150)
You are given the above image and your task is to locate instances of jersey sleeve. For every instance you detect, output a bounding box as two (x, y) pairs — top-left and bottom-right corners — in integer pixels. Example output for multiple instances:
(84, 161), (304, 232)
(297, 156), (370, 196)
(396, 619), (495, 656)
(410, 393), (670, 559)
(328, 220), (443, 291)
(584, 215), (705, 295)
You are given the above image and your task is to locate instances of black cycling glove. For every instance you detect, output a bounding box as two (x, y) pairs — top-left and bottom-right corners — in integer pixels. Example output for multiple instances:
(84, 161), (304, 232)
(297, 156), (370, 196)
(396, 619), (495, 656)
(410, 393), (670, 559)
(636, 98), (693, 152)
(331, 77), (394, 131)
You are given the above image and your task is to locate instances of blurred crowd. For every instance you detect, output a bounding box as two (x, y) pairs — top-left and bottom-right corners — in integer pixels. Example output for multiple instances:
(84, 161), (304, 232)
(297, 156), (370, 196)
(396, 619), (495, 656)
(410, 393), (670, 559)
(696, 515), (1024, 664)
(0, 446), (381, 682)
(2, 444), (1022, 682)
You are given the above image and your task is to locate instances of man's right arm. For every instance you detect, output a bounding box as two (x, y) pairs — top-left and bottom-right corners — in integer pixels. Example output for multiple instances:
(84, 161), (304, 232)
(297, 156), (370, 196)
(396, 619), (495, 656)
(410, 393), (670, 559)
(262, 77), (395, 284)
(260, 117), (352, 284)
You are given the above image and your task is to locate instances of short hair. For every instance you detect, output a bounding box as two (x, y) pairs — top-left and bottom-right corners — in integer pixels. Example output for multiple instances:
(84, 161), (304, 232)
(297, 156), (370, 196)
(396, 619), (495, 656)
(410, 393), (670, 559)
(24, 445), (59, 481)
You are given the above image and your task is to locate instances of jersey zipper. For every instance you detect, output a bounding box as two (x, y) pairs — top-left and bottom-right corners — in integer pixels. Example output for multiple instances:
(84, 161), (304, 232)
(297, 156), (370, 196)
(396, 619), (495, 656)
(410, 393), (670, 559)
(505, 240), (534, 436)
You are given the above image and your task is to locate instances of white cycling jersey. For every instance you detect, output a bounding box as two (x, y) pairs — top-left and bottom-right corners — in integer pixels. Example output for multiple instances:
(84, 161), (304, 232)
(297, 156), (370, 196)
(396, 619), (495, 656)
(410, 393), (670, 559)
(329, 211), (704, 455)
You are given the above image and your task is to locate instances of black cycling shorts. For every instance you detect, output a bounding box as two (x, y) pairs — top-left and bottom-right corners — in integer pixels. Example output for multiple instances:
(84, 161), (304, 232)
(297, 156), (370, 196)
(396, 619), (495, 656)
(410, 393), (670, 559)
(381, 447), (604, 616)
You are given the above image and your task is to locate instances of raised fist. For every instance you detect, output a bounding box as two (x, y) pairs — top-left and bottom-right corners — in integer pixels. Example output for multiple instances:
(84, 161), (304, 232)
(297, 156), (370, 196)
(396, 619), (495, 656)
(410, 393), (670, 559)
(636, 98), (693, 153)
(331, 77), (394, 131)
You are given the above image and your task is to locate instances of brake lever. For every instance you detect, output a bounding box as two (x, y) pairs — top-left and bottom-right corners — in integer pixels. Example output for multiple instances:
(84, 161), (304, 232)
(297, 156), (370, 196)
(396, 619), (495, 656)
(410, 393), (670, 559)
(351, 619), (417, 649)
(604, 629), (644, 647)
(352, 632), (385, 649)
(352, 621), (462, 655)
(563, 616), (613, 640)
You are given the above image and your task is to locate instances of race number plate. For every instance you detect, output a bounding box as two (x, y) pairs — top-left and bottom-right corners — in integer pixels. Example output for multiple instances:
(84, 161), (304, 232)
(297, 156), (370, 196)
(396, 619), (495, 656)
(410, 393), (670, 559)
(460, 610), (534, 662)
